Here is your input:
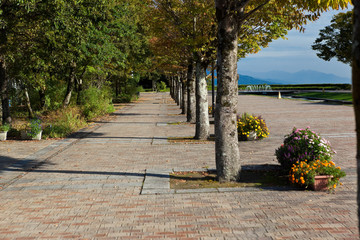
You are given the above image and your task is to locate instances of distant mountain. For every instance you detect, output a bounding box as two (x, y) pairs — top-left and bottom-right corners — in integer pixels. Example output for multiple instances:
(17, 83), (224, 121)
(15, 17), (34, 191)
(239, 70), (351, 84)
(212, 74), (280, 85)
(238, 75), (280, 85)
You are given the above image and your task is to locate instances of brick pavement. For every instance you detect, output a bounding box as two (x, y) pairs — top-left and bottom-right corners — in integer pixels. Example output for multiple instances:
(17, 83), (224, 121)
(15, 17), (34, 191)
(0, 92), (358, 239)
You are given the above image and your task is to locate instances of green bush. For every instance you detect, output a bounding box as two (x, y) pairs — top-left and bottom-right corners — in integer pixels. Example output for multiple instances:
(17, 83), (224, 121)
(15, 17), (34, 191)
(156, 81), (167, 91)
(81, 86), (114, 120)
(113, 86), (142, 103)
(43, 108), (87, 138)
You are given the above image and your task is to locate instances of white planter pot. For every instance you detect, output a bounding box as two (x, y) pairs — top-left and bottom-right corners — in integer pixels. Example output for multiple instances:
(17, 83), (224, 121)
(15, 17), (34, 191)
(32, 130), (42, 140)
(247, 131), (257, 141)
(0, 131), (7, 141)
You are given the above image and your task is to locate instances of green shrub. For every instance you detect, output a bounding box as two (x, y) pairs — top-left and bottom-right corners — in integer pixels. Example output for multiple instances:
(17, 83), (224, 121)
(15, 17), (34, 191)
(43, 108), (87, 138)
(0, 123), (11, 132)
(27, 118), (42, 138)
(81, 86), (114, 120)
(113, 86), (142, 103)
(156, 81), (167, 91)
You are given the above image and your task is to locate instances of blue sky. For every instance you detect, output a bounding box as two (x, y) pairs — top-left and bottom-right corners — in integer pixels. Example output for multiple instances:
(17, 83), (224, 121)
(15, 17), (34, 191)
(237, 8), (352, 79)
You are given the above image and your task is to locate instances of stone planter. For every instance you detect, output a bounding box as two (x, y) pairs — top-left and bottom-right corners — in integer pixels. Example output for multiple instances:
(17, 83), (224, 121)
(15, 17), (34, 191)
(0, 131), (7, 141)
(21, 130), (42, 140)
(311, 175), (332, 191)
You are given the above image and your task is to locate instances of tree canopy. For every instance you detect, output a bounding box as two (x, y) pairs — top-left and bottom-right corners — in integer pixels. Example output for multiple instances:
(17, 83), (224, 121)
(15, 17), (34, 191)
(312, 11), (352, 65)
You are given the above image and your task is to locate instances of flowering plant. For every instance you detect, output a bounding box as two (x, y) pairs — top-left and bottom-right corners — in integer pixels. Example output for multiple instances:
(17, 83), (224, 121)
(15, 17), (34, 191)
(236, 113), (269, 141)
(276, 127), (335, 170)
(289, 159), (346, 190)
(208, 106), (213, 115)
(27, 118), (42, 138)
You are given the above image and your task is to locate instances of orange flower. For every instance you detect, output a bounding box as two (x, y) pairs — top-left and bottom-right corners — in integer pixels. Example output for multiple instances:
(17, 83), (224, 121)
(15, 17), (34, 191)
(333, 184), (336, 189)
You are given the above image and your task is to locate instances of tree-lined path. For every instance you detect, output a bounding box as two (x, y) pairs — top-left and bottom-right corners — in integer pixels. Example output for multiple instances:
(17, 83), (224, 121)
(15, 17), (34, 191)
(0, 92), (358, 239)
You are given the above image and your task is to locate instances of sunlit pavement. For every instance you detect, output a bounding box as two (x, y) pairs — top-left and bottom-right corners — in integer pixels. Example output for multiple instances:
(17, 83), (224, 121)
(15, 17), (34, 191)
(0, 92), (357, 239)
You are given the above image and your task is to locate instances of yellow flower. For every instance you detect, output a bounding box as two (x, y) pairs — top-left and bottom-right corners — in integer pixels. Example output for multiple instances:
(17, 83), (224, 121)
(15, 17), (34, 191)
(333, 184), (336, 189)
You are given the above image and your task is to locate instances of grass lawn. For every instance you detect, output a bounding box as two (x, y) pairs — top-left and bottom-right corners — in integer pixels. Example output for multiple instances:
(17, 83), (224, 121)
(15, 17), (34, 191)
(293, 92), (352, 102)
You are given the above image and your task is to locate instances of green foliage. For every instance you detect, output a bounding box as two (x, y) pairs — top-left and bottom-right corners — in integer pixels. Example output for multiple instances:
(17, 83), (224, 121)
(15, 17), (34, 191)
(27, 118), (42, 138)
(312, 11), (352, 65)
(0, 123), (11, 132)
(1, 0), (151, 123)
(113, 85), (142, 103)
(42, 108), (87, 138)
(156, 81), (167, 91)
(81, 86), (115, 120)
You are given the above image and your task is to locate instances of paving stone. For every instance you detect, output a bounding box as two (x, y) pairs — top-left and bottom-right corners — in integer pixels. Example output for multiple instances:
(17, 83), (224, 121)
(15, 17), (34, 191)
(0, 92), (357, 239)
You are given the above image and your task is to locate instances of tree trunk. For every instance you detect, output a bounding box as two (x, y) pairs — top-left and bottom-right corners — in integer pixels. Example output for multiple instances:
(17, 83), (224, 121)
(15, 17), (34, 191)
(152, 79), (156, 92)
(0, 57), (11, 124)
(352, 0), (360, 230)
(177, 75), (182, 107)
(187, 62), (196, 123)
(76, 79), (83, 106)
(115, 78), (119, 97)
(39, 88), (46, 109)
(181, 75), (187, 115)
(24, 87), (34, 119)
(63, 62), (76, 108)
(214, 0), (241, 182)
(169, 76), (173, 99)
(195, 60), (210, 140)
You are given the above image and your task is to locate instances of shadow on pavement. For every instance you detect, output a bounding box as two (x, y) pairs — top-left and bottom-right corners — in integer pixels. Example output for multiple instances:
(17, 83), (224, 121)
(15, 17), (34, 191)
(4, 168), (169, 179)
(112, 113), (160, 116)
(0, 155), (55, 174)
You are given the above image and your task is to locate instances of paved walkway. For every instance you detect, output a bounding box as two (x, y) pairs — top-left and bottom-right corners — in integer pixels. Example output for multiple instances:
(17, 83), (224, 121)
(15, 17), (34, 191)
(0, 92), (358, 239)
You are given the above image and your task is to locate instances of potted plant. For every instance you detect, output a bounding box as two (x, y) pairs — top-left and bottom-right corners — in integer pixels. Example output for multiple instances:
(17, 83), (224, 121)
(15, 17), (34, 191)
(236, 113), (269, 141)
(0, 123), (10, 141)
(27, 118), (42, 140)
(289, 159), (346, 191)
(208, 105), (213, 115)
(275, 127), (335, 170)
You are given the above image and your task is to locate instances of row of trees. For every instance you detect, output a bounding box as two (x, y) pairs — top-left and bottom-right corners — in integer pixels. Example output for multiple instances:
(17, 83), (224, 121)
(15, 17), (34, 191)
(0, 0), (150, 123)
(1, 0), (355, 184)
(153, 0), (351, 181)
(2, 0), (360, 227)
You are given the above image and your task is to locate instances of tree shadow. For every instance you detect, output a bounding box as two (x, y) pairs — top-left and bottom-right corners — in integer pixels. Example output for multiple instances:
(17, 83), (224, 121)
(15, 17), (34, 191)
(0, 155), (55, 174)
(111, 113), (160, 116)
(170, 164), (298, 191)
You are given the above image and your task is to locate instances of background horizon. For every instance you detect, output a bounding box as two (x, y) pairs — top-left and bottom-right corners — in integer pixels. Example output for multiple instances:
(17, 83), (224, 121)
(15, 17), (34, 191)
(237, 8), (352, 82)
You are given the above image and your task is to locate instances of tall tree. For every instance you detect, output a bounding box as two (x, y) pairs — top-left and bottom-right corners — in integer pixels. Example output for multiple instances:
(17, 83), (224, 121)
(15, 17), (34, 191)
(214, 0), (351, 182)
(150, 0), (217, 139)
(352, 0), (360, 230)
